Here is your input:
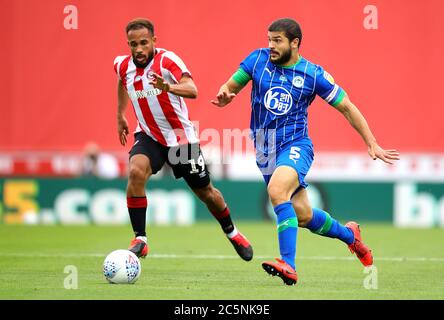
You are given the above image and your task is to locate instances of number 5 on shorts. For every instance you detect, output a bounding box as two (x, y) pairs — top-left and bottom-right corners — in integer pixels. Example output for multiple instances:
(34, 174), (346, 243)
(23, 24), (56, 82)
(289, 146), (301, 164)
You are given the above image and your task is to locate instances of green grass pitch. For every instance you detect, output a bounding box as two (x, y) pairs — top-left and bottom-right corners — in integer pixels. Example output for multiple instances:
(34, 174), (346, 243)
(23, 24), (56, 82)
(0, 222), (443, 300)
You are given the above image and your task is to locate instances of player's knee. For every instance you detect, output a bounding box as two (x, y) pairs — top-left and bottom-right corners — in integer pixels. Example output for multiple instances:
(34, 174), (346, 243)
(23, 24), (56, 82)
(128, 166), (147, 186)
(267, 183), (290, 207)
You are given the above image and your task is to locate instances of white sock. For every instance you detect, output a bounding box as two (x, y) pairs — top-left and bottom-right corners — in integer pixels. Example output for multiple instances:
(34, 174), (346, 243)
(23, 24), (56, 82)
(136, 236), (147, 243)
(227, 227), (239, 239)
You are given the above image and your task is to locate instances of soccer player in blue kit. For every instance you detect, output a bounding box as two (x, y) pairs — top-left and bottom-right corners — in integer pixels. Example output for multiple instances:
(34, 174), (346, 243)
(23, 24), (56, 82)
(211, 18), (400, 285)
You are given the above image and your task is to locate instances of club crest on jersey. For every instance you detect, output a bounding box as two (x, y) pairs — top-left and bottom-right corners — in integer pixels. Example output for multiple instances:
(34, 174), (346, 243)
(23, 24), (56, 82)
(292, 76), (304, 88)
(264, 87), (293, 116)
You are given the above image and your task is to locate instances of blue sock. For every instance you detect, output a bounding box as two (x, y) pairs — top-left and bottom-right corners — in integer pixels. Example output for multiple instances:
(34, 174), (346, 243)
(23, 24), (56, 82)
(274, 201), (298, 270)
(306, 208), (354, 245)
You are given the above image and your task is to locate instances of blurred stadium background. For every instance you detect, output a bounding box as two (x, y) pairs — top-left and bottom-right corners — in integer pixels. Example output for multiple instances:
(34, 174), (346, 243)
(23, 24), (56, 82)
(1, 0), (443, 227)
(0, 0), (443, 299)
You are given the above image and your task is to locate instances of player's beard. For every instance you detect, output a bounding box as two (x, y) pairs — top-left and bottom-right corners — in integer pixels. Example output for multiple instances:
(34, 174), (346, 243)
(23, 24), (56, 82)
(133, 51), (154, 68)
(270, 47), (292, 66)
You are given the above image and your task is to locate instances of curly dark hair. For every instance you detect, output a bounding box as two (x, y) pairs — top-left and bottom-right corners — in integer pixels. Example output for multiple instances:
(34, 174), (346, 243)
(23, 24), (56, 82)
(268, 18), (302, 48)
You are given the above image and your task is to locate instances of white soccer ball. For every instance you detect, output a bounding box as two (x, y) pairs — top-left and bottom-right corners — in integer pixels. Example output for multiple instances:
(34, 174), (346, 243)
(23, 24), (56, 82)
(103, 249), (141, 284)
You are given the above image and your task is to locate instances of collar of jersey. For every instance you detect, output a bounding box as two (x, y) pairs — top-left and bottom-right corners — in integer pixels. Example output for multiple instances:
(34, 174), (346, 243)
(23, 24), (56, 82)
(278, 55), (303, 69)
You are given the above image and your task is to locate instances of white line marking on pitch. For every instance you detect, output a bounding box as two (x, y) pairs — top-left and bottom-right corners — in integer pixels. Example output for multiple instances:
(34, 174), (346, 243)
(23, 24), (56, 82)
(0, 252), (443, 262)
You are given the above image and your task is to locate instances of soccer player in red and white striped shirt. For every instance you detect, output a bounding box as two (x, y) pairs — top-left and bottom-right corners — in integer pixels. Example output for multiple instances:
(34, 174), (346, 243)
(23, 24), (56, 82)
(115, 18), (253, 261)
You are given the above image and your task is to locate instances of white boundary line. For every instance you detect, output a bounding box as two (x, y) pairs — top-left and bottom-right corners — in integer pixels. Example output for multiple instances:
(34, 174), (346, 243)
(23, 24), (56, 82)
(1, 252), (444, 262)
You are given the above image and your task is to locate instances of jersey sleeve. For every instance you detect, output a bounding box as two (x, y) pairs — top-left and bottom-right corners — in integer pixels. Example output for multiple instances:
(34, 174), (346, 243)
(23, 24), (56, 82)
(314, 65), (346, 107)
(162, 51), (192, 83)
(239, 49), (262, 78)
(232, 68), (251, 86)
(231, 49), (261, 85)
(113, 55), (128, 80)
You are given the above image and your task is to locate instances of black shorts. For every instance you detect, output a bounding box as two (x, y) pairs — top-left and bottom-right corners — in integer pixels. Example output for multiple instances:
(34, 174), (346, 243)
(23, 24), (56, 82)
(129, 132), (211, 189)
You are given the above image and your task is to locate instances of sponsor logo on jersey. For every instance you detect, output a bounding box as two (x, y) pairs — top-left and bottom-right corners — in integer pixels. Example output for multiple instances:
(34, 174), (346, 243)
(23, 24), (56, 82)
(129, 88), (162, 100)
(292, 76), (304, 88)
(264, 87), (293, 116)
(323, 71), (335, 85)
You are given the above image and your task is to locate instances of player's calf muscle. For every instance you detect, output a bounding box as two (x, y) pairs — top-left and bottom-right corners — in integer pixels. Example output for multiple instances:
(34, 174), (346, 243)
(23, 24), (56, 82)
(193, 184), (225, 211)
(294, 208), (312, 227)
(126, 181), (146, 197)
(291, 191), (312, 226)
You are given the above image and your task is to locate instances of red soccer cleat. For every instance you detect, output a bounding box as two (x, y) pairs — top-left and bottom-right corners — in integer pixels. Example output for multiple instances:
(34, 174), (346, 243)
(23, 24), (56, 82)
(128, 238), (149, 258)
(346, 221), (373, 266)
(227, 232), (253, 261)
(262, 258), (298, 286)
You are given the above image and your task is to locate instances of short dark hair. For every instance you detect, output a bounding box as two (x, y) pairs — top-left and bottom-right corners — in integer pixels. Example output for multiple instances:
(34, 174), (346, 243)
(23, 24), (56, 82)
(268, 18), (302, 48)
(126, 18), (154, 35)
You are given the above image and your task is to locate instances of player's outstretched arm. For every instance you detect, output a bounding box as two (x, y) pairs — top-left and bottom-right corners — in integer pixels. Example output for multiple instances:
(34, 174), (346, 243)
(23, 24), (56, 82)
(211, 78), (245, 108)
(334, 95), (400, 164)
(149, 72), (197, 99)
(117, 79), (130, 146)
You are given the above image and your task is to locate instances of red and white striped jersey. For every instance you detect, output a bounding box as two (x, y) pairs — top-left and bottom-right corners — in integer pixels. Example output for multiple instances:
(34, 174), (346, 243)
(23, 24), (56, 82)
(114, 48), (199, 147)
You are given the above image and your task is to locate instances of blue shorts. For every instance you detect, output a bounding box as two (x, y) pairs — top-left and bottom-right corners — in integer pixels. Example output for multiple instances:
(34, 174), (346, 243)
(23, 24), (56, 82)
(256, 137), (314, 190)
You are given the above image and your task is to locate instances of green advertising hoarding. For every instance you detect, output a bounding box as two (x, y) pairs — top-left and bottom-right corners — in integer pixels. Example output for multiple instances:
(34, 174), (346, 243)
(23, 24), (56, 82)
(0, 178), (443, 227)
(0, 178), (266, 225)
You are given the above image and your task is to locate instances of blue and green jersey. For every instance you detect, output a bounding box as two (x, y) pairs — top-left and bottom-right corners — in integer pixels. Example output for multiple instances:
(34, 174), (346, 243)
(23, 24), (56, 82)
(233, 48), (346, 153)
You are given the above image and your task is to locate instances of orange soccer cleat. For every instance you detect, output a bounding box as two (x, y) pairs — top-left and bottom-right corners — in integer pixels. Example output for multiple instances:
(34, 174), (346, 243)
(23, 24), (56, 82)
(262, 258), (298, 286)
(128, 238), (149, 258)
(345, 221), (373, 266)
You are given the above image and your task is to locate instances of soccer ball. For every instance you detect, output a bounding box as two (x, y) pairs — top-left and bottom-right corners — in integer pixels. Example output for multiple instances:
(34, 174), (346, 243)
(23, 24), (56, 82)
(103, 249), (141, 284)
